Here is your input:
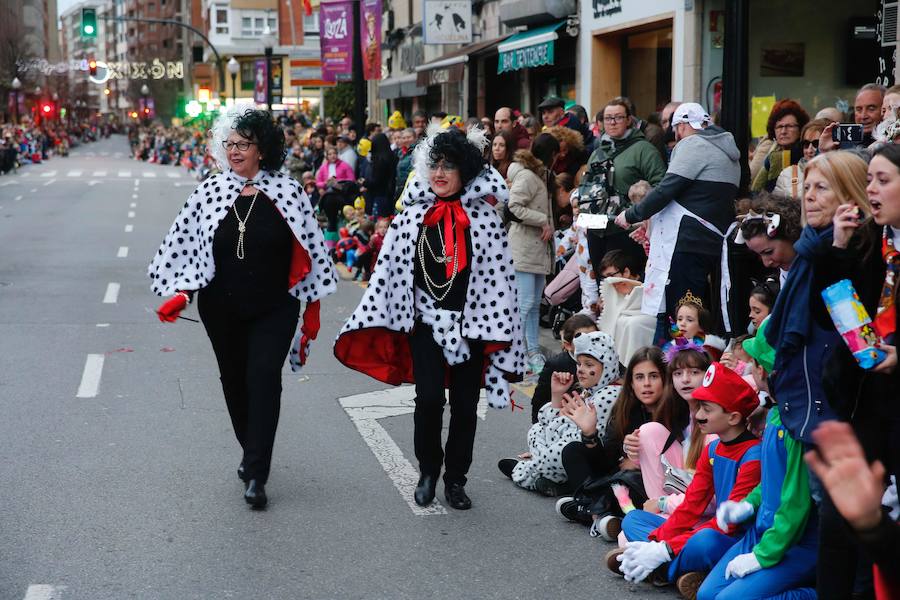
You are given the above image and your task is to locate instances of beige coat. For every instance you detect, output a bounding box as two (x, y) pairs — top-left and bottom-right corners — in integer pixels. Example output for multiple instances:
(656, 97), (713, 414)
(506, 161), (553, 275)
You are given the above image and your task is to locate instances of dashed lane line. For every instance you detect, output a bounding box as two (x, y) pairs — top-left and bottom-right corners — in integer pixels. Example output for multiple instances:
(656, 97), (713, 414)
(125, 224), (133, 232)
(15, 195), (22, 201)
(102, 282), (120, 303)
(76, 354), (104, 398)
(117, 246), (129, 258)
(40, 171), (56, 178)
(127, 211), (135, 218)
(66, 170), (83, 177)
(118, 171), (131, 178)
(42, 179), (56, 186)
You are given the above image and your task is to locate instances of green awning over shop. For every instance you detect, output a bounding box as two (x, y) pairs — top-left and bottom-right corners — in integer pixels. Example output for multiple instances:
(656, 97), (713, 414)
(497, 21), (565, 74)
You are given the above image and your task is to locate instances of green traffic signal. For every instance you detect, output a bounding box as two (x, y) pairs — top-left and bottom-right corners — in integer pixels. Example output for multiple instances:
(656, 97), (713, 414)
(81, 8), (97, 38)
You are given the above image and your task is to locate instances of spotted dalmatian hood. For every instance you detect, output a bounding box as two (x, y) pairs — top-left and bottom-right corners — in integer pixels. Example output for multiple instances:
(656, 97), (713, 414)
(573, 330), (620, 388)
(334, 167), (524, 409)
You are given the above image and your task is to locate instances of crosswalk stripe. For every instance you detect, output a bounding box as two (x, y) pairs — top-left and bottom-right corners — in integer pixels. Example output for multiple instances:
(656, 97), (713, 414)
(166, 172), (180, 178)
(40, 171), (56, 177)
(118, 171), (131, 177)
(117, 246), (129, 258)
(23, 584), (61, 599)
(67, 170), (82, 177)
(76, 355), (104, 398)
(92, 170), (107, 176)
(142, 172), (156, 178)
(125, 224), (133, 232)
(103, 282), (120, 303)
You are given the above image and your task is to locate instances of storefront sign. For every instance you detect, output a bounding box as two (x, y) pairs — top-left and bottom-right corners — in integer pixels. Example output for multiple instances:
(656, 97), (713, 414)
(254, 59), (268, 104)
(423, 0), (472, 44)
(319, 1), (354, 82)
(416, 63), (465, 87)
(592, 0), (622, 19)
(360, 0), (382, 80)
(17, 58), (184, 80)
(498, 41), (554, 74)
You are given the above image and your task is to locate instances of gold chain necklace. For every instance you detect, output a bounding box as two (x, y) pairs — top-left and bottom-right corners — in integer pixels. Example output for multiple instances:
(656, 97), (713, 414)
(232, 190), (259, 260)
(417, 222), (459, 302)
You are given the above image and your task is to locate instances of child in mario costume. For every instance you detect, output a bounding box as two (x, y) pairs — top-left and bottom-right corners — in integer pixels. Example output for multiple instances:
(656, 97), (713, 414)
(614, 362), (762, 593)
(697, 330), (818, 600)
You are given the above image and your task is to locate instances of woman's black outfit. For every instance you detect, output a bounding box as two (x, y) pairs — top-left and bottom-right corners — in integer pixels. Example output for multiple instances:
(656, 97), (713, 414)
(364, 134), (398, 218)
(811, 220), (900, 600)
(198, 192), (301, 486)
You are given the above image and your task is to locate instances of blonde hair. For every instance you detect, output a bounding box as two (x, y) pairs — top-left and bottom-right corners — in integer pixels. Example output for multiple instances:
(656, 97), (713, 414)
(628, 180), (652, 204)
(804, 150), (872, 218)
(547, 125), (584, 155)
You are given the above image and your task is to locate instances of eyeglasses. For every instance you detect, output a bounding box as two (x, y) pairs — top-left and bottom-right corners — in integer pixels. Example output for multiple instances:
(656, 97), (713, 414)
(603, 115), (628, 124)
(223, 140), (255, 151)
(428, 160), (459, 173)
(599, 269), (621, 281)
(802, 139), (819, 149)
(774, 123), (800, 131)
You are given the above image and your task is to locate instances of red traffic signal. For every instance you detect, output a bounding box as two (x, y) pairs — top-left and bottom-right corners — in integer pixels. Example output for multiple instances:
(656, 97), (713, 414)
(40, 102), (54, 115)
(88, 59), (97, 76)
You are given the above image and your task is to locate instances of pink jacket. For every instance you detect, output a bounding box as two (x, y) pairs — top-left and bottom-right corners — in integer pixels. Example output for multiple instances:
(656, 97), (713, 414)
(316, 159), (355, 190)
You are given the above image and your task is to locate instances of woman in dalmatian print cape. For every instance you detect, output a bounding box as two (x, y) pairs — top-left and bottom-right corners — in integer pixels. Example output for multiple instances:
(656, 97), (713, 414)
(148, 108), (336, 509)
(334, 124), (525, 510)
(510, 331), (621, 493)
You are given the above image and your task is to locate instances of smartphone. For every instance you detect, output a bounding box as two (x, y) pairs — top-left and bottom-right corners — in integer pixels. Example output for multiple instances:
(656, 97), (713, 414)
(831, 123), (864, 144)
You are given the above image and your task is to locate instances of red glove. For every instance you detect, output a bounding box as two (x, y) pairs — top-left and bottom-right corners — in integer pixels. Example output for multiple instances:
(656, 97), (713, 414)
(297, 300), (321, 366)
(157, 292), (189, 323)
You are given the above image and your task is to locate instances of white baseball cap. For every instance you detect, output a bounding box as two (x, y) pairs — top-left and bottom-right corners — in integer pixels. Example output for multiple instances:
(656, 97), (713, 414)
(672, 102), (710, 130)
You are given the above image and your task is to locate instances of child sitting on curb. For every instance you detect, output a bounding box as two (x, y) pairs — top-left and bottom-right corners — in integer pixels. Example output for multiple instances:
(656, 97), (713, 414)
(499, 331), (621, 497)
(611, 362), (762, 599)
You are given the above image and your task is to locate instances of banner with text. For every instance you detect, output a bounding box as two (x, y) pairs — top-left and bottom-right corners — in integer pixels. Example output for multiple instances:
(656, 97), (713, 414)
(254, 59), (268, 104)
(319, 1), (354, 82)
(360, 0), (382, 80)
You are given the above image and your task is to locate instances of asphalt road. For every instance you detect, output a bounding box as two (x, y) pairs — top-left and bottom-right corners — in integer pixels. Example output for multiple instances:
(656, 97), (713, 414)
(0, 135), (667, 600)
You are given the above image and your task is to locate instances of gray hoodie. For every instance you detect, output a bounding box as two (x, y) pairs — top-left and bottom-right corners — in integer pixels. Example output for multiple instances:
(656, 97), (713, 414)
(624, 125), (740, 255)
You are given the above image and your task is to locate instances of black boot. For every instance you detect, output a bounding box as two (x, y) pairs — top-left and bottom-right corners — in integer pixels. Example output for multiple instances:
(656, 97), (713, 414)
(444, 483), (472, 510)
(244, 479), (267, 510)
(414, 474), (437, 506)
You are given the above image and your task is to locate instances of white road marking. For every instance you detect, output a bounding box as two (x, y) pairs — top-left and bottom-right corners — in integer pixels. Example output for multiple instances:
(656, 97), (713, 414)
(14, 195), (21, 201)
(92, 170), (107, 176)
(96, 323), (110, 327)
(131, 194), (138, 199)
(134, 179), (140, 186)
(125, 224), (133, 232)
(102, 282), (120, 303)
(166, 172), (180, 178)
(173, 182), (194, 187)
(87, 180), (100, 186)
(117, 246), (128, 258)
(142, 171), (156, 178)
(29, 188), (37, 193)
(337, 387), (486, 514)
(23, 584), (64, 599)
(129, 202), (136, 208)
(67, 170), (83, 177)
(0, 180), (18, 187)
(40, 171), (56, 177)
(76, 354), (105, 398)
(17, 172), (29, 177)
(100, 151), (109, 156)
(118, 171), (131, 177)
(127, 211), (135, 218)
(42, 179), (55, 186)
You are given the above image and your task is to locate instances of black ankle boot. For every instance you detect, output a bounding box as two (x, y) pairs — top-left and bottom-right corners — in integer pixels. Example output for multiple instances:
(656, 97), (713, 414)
(244, 479), (267, 509)
(444, 482), (471, 510)
(414, 474), (437, 506)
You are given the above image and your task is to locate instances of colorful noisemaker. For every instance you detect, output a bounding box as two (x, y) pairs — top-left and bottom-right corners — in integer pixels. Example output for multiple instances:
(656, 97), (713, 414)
(821, 279), (887, 369)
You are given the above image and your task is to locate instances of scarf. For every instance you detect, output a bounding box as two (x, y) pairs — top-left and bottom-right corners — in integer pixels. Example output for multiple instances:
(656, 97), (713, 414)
(873, 225), (900, 339)
(422, 192), (470, 278)
(765, 225), (834, 357)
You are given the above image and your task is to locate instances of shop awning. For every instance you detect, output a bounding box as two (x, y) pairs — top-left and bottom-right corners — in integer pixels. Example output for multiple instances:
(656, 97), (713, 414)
(377, 72), (426, 100)
(414, 36), (510, 87)
(497, 21), (564, 74)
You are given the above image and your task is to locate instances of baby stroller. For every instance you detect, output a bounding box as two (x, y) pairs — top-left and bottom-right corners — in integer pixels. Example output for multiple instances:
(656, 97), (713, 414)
(540, 244), (583, 339)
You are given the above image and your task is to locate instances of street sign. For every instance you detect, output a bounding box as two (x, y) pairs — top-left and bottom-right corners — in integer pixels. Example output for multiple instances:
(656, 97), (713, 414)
(423, 0), (472, 45)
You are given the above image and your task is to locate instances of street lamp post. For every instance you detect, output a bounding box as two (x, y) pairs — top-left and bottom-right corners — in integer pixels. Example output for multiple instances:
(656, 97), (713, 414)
(140, 84), (150, 122)
(227, 57), (239, 106)
(11, 77), (21, 124)
(261, 26), (276, 113)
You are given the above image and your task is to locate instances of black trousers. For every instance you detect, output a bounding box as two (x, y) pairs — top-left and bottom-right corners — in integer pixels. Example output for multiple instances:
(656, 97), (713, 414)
(561, 440), (611, 490)
(652, 250), (719, 344)
(198, 293), (301, 484)
(409, 323), (485, 486)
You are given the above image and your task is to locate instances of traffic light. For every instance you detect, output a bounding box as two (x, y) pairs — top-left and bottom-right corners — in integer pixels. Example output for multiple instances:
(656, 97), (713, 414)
(88, 59), (97, 77)
(81, 8), (97, 38)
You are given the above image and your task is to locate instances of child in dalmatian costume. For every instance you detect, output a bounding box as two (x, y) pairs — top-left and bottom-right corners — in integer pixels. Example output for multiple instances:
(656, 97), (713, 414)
(334, 124), (525, 510)
(148, 108), (336, 509)
(510, 331), (621, 492)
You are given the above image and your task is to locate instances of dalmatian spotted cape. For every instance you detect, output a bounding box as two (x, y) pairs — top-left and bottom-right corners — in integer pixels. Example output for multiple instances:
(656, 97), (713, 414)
(147, 169), (336, 370)
(333, 166), (525, 409)
(512, 332), (621, 489)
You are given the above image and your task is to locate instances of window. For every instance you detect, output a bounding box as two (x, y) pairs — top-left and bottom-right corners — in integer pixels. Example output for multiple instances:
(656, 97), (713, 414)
(239, 10), (276, 37)
(215, 7), (228, 34)
(302, 10), (318, 36)
(240, 60), (255, 90)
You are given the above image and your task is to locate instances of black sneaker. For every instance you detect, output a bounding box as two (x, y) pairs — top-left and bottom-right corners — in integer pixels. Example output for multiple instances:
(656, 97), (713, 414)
(555, 496), (593, 525)
(497, 458), (518, 479)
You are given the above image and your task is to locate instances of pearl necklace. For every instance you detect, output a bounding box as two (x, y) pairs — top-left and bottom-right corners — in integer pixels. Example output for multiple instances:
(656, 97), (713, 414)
(417, 222), (459, 302)
(232, 190), (259, 260)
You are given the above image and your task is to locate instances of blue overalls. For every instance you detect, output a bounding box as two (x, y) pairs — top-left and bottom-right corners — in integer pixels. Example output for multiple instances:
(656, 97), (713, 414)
(622, 439), (761, 582)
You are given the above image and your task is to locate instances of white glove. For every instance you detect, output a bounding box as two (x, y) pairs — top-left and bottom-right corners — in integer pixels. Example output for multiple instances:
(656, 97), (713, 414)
(716, 500), (755, 531)
(725, 552), (762, 579)
(618, 541), (672, 583)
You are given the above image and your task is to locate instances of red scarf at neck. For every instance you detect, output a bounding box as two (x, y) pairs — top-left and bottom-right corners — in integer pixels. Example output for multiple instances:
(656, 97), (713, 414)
(423, 193), (470, 278)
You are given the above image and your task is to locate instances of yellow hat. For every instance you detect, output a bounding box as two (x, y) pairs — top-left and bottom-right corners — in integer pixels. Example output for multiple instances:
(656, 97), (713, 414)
(441, 115), (465, 130)
(388, 111), (407, 130)
(354, 195), (366, 211)
(357, 137), (372, 157)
